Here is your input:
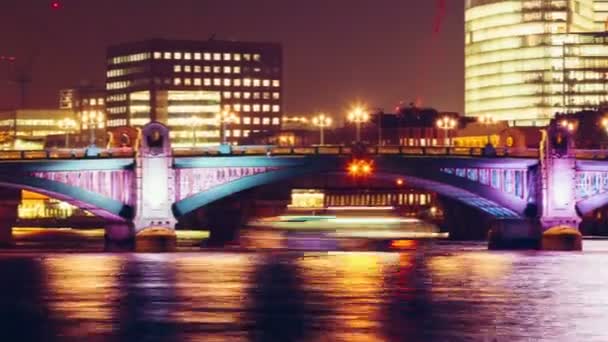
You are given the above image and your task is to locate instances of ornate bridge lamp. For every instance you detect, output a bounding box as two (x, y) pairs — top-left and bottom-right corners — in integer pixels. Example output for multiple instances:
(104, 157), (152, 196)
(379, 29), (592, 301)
(436, 116), (457, 146)
(348, 106), (370, 143)
(312, 113), (332, 145)
(217, 109), (239, 145)
(82, 111), (104, 146)
(58, 117), (77, 148)
(189, 115), (205, 147)
(478, 114), (496, 147)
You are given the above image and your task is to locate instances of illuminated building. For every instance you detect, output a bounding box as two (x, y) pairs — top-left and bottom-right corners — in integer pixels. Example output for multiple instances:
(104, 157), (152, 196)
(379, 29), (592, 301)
(0, 109), (77, 150)
(465, 0), (608, 126)
(59, 85), (106, 130)
(105, 39), (283, 146)
(18, 190), (92, 220)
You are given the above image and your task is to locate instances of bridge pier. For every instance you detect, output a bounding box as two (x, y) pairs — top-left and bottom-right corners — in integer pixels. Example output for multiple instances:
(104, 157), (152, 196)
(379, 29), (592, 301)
(0, 189), (20, 247)
(105, 222), (135, 251)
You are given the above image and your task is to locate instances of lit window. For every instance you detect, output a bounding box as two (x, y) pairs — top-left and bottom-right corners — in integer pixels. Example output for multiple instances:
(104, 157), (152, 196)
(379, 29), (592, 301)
(204, 53), (211, 60)
(253, 104), (261, 112)
(194, 52), (201, 60)
(272, 105), (280, 112)
(233, 130), (241, 137)
(263, 117), (270, 125)
(233, 104), (241, 111)
(263, 79), (270, 87)
(234, 79), (242, 86)
(253, 67), (262, 73)
(262, 104), (270, 112)
(244, 117), (251, 124)
(253, 79), (261, 87)
(223, 66), (231, 74)
(174, 78), (182, 85)
(184, 65), (192, 72)
(253, 92), (261, 99)
(174, 52), (182, 60)
(90, 99), (97, 105)
(174, 65), (182, 72)
(194, 78), (202, 86)
(204, 66), (211, 73)
(213, 78), (221, 86)
(253, 117), (260, 124)
(272, 92), (280, 99)
(223, 53), (231, 61)
(154, 52), (162, 59)
(244, 130), (250, 137)
(253, 54), (261, 61)
(194, 65), (202, 73)
(272, 117), (280, 125)
(243, 78), (252, 87)
(234, 92), (241, 99)
(184, 78), (192, 85)
(244, 54), (251, 61)
(184, 52), (192, 60)
(164, 52), (172, 59)
(213, 66), (221, 73)
(204, 78), (211, 86)
(233, 67), (241, 75)
(244, 105), (251, 112)
(234, 54), (241, 61)
(263, 92), (270, 100)
(244, 92), (251, 99)
(98, 98), (104, 105)
(223, 78), (232, 86)
(223, 92), (232, 99)
(273, 80), (280, 87)
(213, 53), (221, 61)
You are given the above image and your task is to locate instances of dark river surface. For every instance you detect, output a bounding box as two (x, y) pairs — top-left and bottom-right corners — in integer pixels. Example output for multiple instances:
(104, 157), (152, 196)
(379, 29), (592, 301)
(2, 237), (608, 341)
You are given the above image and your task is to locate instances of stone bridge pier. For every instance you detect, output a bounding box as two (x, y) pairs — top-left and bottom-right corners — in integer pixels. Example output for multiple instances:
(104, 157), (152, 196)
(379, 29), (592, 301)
(0, 188), (21, 246)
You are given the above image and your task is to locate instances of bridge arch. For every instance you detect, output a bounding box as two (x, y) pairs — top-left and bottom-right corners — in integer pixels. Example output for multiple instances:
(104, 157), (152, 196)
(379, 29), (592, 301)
(172, 155), (536, 220)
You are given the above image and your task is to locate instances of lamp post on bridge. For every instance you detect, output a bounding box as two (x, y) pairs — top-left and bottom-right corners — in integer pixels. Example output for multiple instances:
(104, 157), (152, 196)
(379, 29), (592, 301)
(478, 114), (496, 147)
(81, 111), (104, 147)
(58, 117), (77, 148)
(217, 109), (239, 145)
(436, 116), (457, 147)
(312, 113), (332, 145)
(348, 106), (369, 143)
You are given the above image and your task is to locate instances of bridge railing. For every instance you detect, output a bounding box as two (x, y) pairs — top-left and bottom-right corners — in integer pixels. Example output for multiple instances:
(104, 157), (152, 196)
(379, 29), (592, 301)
(0, 148), (135, 160)
(171, 145), (541, 158)
(574, 149), (608, 160)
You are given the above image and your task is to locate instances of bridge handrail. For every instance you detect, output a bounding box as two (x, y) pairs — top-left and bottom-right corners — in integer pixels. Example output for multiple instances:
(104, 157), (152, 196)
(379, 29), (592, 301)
(0, 147), (136, 160)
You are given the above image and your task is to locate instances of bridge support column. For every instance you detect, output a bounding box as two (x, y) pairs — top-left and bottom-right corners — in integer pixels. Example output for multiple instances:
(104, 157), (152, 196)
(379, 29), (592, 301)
(105, 222), (135, 251)
(0, 189), (20, 247)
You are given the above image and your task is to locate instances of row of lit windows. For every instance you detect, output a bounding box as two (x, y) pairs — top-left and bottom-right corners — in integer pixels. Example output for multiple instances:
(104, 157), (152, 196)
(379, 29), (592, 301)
(153, 51), (261, 62)
(107, 119), (127, 127)
(107, 94), (128, 102)
(174, 65), (241, 74)
(107, 65), (149, 78)
(226, 103), (281, 113)
(172, 77), (280, 88)
(223, 91), (280, 100)
(82, 98), (105, 106)
(109, 52), (151, 65)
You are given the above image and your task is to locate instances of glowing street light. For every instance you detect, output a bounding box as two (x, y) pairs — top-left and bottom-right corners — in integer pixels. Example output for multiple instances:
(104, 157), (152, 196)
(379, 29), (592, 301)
(347, 159), (373, 177)
(189, 115), (205, 147)
(347, 106), (369, 142)
(478, 114), (496, 146)
(436, 116), (457, 146)
(217, 109), (239, 145)
(312, 113), (332, 145)
(58, 117), (77, 148)
(81, 111), (104, 146)
(560, 118), (576, 132)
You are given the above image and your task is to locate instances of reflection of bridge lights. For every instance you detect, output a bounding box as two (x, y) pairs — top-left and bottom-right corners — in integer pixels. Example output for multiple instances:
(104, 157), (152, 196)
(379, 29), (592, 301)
(347, 159), (373, 177)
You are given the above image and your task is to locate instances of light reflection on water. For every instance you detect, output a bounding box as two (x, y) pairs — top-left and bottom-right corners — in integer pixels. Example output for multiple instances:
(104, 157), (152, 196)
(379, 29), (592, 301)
(2, 242), (608, 340)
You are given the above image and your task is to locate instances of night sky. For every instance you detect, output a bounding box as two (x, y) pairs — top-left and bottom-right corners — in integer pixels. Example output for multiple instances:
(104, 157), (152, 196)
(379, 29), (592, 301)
(0, 0), (464, 116)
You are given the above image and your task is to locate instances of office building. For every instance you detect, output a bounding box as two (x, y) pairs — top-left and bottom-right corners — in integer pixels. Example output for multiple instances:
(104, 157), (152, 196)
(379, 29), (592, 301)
(105, 39), (283, 146)
(59, 85), (106, 131)
(465, 0), (608, 126)
(0, 109), (76, 150)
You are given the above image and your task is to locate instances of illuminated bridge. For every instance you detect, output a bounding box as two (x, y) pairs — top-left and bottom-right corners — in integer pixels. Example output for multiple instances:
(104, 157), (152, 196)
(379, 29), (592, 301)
(0, 122), (605, 248)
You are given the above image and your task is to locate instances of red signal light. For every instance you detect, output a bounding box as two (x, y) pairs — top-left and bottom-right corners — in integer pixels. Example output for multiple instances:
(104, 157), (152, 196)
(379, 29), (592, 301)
(51, 1), (61, 9)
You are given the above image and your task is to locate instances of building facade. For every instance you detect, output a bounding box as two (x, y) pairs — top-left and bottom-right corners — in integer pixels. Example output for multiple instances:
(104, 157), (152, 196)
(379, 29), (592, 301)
(59, 85), (106, 131)
(105, 39), (283, 146)
(465, 0), (608, 126)
(0, 109), (76, 150)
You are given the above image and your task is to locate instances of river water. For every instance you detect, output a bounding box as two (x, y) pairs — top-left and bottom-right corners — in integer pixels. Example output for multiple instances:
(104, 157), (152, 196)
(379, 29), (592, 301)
(2, 238), (608, 341)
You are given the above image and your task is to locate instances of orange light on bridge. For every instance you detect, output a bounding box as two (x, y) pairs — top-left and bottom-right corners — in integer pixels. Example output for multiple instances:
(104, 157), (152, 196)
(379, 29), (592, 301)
(396, 178), (404, 186)
(347, 159), (374, 177)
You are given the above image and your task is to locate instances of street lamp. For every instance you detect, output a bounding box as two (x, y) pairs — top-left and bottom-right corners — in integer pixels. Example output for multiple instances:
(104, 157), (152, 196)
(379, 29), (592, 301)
(217, 109), (239, 145)
(478, 114), (496, 147)
(81, 111), (104, 146)
(561, 118), (576, 132)
(436, 116), (457, 146)
(189, 115), (205, 147)
(347, 106), (369, 142)
(312, 113), (332, 145)
(58, 117), (77, 148)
